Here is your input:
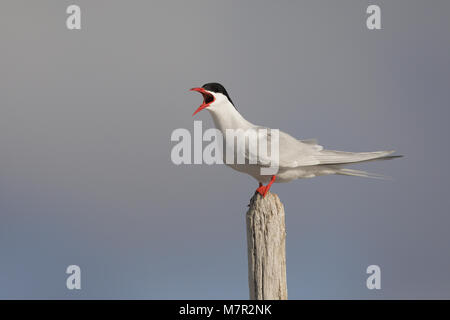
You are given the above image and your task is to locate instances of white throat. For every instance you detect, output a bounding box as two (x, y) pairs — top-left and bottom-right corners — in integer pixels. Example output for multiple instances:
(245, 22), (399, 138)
(207, 95), (254, 133)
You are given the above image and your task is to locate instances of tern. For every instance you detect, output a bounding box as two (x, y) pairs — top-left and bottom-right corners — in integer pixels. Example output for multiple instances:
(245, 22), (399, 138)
(190, 82), (402, 197)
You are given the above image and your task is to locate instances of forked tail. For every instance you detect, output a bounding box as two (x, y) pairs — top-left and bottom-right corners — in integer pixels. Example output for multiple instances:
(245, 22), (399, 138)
(326, 151), (403, 179)
(336, 168), (393, 180)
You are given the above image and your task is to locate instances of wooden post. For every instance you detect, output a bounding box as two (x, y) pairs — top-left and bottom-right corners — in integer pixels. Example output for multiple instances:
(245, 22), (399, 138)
(246, 192), (287, 300)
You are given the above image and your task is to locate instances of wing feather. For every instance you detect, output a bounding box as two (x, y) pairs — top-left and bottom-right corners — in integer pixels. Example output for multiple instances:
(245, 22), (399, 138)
(243, 127), (397, 169)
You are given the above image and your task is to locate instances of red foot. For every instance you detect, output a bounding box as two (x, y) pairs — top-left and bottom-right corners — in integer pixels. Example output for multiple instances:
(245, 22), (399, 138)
(256, 176), (276, 198)
(256, 185), (269, 197)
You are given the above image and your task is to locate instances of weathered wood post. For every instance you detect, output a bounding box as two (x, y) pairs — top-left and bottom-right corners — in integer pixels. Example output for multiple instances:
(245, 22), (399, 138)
(246, 192), (287, 300)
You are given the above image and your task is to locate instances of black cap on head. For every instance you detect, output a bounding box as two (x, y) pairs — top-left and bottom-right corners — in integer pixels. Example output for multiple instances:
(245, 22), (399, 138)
(202, 82), (234, 107)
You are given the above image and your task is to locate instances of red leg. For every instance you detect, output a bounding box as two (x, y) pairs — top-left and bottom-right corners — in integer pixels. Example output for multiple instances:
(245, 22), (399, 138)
(256, 176), (276, 197)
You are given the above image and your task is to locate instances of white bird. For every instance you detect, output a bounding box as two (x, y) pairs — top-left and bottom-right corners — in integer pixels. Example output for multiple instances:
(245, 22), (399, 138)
(191, 83), (402, 197)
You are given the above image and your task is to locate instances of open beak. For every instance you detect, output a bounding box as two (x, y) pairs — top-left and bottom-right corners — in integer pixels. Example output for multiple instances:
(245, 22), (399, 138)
(190, 87), (215, 116)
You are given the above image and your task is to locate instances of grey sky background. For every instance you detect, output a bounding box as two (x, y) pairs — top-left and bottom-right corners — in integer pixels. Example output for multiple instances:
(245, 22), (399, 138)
(1, 0), (449, 299)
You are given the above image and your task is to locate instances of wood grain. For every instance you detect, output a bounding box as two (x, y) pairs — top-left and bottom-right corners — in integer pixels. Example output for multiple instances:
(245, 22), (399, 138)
(246, 192), (287, 300)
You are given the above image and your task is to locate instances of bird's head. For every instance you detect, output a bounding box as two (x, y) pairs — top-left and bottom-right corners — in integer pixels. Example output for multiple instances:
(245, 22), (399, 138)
(190, 82), (234, 116)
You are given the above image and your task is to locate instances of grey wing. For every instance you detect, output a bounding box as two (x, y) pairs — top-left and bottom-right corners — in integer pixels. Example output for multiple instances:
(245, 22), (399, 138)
(245, 127), (323, 168)
(246, 127), (397, 167)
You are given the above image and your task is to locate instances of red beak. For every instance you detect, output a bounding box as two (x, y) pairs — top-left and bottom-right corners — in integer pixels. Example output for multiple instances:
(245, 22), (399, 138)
(190, 87), (215, 116)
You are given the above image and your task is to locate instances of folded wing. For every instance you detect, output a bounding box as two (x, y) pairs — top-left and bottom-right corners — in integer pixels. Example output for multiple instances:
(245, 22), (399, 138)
(245, 127), (398, 168)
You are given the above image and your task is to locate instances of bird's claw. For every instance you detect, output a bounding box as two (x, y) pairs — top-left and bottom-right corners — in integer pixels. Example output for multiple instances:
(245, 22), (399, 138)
(256, 185), (269, 197)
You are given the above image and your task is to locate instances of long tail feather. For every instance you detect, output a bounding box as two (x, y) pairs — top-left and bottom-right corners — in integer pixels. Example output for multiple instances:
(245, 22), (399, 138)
(336, 168), (393, 180)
